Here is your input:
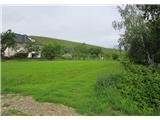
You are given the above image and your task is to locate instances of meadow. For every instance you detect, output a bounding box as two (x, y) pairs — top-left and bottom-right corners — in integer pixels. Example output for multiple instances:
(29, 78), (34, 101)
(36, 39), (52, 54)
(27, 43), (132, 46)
(2, 60), (133, 115)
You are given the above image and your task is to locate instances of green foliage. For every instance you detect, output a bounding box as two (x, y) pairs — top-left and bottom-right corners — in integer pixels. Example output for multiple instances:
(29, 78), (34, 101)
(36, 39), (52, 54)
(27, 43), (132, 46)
(62, 53), (72, 60)
(1, 29), (16, 57)
(96, 74), (120, 96)
(96, 61), (160, 115)
(137, 5), (160, 21)
(41, 44), (65, 59)
(113, 5), (150, 64)
(118, 63), (160, 114)
(74, 44), (103, 60)
(88, 47), (102, 59)
(62, 46), (75, 54)
(41, 45), (56, 59)
(14, 52), (28, 58)
(113, 5), (160, 64)
(41, 44), (64, 59)
(31, 36), (120, 60)
(96, 74), (140, 115)
(74, 44), (88, 60)
(25, 40), (40, 53)
(52, 44), (63, 58)
(25, 41), (34, 52)
(155, 50), (160, 63)
(111, 53), (119, 60)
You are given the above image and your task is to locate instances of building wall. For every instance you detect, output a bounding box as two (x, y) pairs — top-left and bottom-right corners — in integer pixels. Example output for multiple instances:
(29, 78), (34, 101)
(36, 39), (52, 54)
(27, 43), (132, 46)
(4, 43), (26, 57)
(4, 43), (41, 58)
(4, 47), (17, 57)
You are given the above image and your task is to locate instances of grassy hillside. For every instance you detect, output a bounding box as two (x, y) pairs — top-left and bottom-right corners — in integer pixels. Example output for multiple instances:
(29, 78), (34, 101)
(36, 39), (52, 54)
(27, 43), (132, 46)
(2, 60), (129, 115)
(31, 36), (120, 59)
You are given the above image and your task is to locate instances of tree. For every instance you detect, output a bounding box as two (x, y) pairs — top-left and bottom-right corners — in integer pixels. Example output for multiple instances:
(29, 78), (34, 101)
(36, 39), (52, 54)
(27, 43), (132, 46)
(88, 47), (102, 58)
(75, 44), (88, 60)
(41, 44), (63, 59)
(112, 53), (119, 60)
(1, 29), (16, 57)
(53, 44), (62, 58)
(137, 5), (160, 21)
(25, 40), (41, 56)
(25, 40), (34, 52)
(112, 5), (159, 64)
(41, 45), (55, 59)
(137, 5), (160, 63)
(63, 46), (75, 54)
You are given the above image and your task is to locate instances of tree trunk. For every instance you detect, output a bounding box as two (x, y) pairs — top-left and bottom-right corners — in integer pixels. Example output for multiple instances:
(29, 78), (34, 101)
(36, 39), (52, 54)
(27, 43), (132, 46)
(146, 51), (154, 65)
(1, 49), (5, 58)
(1, 46), (8, 58)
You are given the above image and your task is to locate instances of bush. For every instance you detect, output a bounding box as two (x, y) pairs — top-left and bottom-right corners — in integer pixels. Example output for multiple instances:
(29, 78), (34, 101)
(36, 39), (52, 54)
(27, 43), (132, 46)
(41, 45), (55, 59)
(61, 53), (72, 60)
(112, 53), (119, 60)
(117, 63), (160, 114)
(14, 52), (28, 58)
(96, 62), (160, 115)
(88, 47), (102, 59)
(74, 44), (88, 60)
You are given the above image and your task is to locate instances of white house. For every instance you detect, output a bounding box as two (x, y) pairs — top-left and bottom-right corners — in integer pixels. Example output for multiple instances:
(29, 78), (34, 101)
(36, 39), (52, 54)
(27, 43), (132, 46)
(4, 33), (41, 58)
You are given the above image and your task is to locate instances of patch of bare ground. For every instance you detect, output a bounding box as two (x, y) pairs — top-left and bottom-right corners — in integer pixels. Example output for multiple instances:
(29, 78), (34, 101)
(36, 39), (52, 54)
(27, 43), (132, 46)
(1, 94), (79, 116)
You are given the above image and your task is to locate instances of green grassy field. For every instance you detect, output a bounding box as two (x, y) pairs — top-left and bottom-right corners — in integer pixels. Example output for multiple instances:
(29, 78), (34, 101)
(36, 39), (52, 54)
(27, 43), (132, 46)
(2, 60), (136, 115)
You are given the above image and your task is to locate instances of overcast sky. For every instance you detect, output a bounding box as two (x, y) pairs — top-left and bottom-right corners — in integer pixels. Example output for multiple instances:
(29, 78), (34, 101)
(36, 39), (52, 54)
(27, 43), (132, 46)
(2, 5), (122, 48)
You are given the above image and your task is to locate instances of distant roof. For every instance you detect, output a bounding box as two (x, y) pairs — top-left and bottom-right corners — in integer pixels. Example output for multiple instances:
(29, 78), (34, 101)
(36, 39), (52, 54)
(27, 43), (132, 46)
(15, 33), (29, 43)
(14, 33), (42, 46)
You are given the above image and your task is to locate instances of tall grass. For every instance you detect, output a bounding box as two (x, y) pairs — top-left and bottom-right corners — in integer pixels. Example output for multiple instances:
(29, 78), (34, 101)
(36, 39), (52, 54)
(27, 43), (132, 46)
(95, 74), (141, 115)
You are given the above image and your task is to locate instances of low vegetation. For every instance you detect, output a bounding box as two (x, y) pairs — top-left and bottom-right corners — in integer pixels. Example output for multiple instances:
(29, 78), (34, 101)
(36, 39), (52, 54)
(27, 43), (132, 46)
(96, 61), (160, 115)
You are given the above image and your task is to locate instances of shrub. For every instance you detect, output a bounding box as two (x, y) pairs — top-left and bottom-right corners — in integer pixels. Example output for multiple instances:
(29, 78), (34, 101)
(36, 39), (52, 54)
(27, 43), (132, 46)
(62, 46), (75, 54)
(41, 45), (55, 59)
(53, 44), (63, 58)
(14, 52), (28, 58)
(61, 53), (72, 60)
(88, 47), (102, 59)
(96, 62), (160, 115)
(117, 63), (160, 114)
(74, 44), (89, 60)
(112, 53), (119, 60)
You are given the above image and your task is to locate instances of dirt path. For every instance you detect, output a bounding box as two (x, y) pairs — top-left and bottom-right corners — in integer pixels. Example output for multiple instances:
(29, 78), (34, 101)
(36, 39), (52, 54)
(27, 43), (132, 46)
(1, 94), (79, 116)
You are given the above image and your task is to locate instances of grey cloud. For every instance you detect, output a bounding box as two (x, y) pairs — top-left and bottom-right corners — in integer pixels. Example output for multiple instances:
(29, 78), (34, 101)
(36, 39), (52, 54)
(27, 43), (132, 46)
(2, 6), (122, 48)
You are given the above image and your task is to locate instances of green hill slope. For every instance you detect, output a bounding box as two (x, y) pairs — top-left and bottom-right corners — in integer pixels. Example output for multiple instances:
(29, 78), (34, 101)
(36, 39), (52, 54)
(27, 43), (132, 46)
(31, 36), (120, 59)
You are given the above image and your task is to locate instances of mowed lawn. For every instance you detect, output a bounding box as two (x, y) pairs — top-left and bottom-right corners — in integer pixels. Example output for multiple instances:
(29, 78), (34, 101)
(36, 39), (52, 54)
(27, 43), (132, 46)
(2, 60), (126, 115)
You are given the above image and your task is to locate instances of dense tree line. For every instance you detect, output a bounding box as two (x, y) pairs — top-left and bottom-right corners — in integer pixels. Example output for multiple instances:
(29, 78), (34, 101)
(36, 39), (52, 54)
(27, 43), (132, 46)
(41, 43), (103, 60)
